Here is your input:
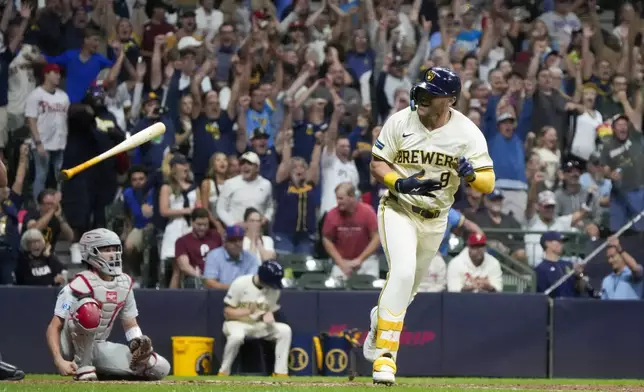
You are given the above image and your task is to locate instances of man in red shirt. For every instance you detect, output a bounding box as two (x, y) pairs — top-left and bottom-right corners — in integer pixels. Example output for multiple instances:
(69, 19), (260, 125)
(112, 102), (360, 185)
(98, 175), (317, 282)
(172, 208), (222, 288)
(322, 183), (381, 281)
(141, 0), (176, 59)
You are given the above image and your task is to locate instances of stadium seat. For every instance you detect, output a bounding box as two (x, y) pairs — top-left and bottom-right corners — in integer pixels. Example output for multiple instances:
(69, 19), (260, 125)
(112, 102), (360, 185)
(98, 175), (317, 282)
(503, 284), (519, 293)
(378, 254), (388, 278)
(297, 272), (336, 290)
(277, 254), (324, 274)
(230, 338), (275, 376)
(346, 274), (377, 290)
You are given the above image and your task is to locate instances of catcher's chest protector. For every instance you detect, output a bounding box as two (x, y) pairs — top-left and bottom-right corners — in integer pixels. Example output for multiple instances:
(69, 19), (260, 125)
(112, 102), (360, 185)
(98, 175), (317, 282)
(69, 271), (133, 340)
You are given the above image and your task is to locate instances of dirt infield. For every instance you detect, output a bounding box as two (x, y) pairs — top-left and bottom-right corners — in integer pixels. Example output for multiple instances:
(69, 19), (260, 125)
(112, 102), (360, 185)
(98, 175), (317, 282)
(13, 378), (644, 391)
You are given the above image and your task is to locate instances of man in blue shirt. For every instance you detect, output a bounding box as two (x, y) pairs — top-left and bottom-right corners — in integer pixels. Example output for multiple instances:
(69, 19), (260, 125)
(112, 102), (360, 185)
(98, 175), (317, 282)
(203, 225), (259, 289)
(122, 165), (153, 277)
(438, 208), (481, 257)
(535, 231), (586, 298)
(44, 28), (114, 103)
(601, 236), (643, 300)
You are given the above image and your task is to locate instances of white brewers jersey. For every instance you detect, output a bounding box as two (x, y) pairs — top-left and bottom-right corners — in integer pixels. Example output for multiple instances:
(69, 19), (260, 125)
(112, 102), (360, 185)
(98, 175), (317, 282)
(223, 275), (281, 324)
(372, 107), (493, 216)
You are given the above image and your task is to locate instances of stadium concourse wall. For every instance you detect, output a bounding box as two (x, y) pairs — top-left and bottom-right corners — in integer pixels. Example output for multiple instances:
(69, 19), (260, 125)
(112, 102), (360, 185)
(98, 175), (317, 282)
(1, 287), (643, 379)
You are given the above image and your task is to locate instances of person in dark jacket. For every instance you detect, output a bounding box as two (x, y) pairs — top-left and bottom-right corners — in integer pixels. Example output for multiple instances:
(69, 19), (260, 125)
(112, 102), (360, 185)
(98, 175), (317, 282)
(14, 228), (66, 287)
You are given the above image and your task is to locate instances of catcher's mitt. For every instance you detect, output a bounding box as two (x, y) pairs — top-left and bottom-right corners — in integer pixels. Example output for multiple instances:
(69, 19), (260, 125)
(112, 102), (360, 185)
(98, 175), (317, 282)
(129, 335), (153, 371)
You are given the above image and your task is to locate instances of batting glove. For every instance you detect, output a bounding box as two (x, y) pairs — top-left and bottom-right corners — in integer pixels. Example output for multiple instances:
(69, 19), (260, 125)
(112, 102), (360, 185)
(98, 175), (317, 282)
(457, 157), (476, 182)
(395, 170), (442, 197)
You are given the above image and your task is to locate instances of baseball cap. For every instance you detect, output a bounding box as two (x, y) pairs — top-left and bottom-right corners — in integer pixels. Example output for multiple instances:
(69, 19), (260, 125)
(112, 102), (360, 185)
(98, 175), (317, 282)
(177, 36), (202, 52)
(251, 128), (269, 140)
(143, 91), (160, 104)
(467, 232), (487, 247)
(497, 112), (516, 123)
(487, 188), (504, 201)
(540, 231), (564, 248)
(612, 113), (629, 127)
(225, 225), (245, 240)
(240, 151), (260, 166)
(43, 63), (61, 75)
(562, 158), (582, 172)
(538, 190), (556, 206)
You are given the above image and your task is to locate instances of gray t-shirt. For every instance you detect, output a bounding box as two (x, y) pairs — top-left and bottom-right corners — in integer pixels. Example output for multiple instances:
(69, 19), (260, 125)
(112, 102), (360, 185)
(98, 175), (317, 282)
(600, 133), (644, 192)
(554, 187), (601, 225)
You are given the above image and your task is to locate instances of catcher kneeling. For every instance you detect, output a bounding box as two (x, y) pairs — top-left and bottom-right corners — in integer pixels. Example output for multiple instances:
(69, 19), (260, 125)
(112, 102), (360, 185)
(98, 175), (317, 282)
(46, 228), (171, 381)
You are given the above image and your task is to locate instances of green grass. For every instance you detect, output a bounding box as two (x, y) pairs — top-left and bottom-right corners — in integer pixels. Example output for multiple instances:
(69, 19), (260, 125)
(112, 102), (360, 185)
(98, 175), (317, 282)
(2, 375), (644, 392)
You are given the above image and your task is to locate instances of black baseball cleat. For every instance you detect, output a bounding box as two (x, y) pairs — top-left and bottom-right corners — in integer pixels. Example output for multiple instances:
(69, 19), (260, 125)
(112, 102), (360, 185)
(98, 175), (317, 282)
(0, 361), (25, 381)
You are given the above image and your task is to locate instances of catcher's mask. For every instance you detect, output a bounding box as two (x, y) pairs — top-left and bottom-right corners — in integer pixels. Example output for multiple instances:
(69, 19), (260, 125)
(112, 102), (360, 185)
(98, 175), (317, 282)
(80, 228), (123, 277)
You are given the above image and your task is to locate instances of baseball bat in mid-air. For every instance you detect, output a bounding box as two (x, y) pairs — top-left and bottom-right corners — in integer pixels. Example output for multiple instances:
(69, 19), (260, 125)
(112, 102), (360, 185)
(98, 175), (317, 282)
(60, 122), (166, 181)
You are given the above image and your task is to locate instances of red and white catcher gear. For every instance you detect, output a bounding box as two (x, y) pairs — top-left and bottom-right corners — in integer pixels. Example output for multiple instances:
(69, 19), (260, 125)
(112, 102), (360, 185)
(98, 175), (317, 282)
(70, 297), (102, 381)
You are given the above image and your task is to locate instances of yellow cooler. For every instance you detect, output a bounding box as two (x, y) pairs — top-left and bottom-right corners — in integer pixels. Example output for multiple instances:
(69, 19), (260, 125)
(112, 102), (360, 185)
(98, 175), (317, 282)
(171, 336), (214, 376)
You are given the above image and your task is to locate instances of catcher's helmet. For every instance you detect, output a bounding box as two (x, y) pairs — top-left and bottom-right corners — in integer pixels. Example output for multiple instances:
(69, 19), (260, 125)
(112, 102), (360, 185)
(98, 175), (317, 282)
(410, 67), (461, 111)
(258, 260), (284, 289)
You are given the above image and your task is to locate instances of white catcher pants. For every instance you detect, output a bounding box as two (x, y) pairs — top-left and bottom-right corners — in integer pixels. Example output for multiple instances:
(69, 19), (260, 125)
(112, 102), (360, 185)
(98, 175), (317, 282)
(60, 320), (170, 380)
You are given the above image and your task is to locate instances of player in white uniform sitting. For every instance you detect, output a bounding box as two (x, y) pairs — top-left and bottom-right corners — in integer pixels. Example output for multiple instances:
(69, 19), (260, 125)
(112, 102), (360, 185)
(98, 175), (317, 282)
(45, 228), (171, 381)
(217, 260), (291, 377)
(364, 67), (495, 384)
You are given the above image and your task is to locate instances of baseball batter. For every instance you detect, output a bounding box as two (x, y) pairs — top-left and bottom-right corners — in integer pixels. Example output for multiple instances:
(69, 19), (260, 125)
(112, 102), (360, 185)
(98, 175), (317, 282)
(365, 67), (495, 385)
(45, 228), (170, 381)
(218, 260), (291, 376)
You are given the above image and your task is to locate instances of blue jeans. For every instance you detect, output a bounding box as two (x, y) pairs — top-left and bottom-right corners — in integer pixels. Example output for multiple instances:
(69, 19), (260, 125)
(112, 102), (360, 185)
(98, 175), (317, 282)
(33, 150), (64, 202)
(274, 232), (314, 255)
(610, 188), (644, 232)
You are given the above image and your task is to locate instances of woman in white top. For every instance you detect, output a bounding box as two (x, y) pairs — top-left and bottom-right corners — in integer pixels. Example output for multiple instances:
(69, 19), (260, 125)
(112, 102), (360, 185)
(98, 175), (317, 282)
(195, 0), (224, 39)
(569, 82), (602, 162)
(159, 154), (200, 265)
(533, 126), (561, 190)
(199, 152), (228, 235)
(242, 208), (276, 264)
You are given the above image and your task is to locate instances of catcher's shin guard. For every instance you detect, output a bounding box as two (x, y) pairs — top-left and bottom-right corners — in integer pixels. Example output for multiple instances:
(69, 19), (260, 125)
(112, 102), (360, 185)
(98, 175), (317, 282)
(70, 297), (101, 378)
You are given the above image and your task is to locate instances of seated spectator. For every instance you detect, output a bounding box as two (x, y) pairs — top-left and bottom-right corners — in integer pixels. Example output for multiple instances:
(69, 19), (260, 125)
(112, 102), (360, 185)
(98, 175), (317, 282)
(535, 231), (587, 298)
(468, 189), (526, 262)
(121, 166), (154, 279)
(447, 233), (503, 293)
(203, 225), (259, 289)
(217, 152), (274, 227)
(601, 236), (643, 300)
(217, 261), (291, 376)
(159, 154), (200, 270)
(322, 183), (380, 281)
(525, 189), (591, 266)
(171, 208), (223, 288)
(243, 208), (276, 264)
(14, 229), (65, 287)
(22, 189), (74, 254)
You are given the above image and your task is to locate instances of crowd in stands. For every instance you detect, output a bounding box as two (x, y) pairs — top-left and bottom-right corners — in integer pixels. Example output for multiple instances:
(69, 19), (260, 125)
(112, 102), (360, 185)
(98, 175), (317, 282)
(0, 0), (643, 300)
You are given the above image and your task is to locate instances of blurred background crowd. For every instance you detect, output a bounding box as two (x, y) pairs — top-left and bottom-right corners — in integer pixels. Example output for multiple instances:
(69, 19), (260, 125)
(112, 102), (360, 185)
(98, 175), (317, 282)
(1, 0), (644, 300)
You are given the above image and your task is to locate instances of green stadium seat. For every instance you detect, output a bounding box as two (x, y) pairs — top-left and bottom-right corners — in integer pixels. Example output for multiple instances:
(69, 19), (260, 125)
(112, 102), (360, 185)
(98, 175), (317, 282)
(503, 284), (519, 293)
(277, 254), (325, 274)
(297, 272), (336, 290)
(346, 274), (377, 290)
